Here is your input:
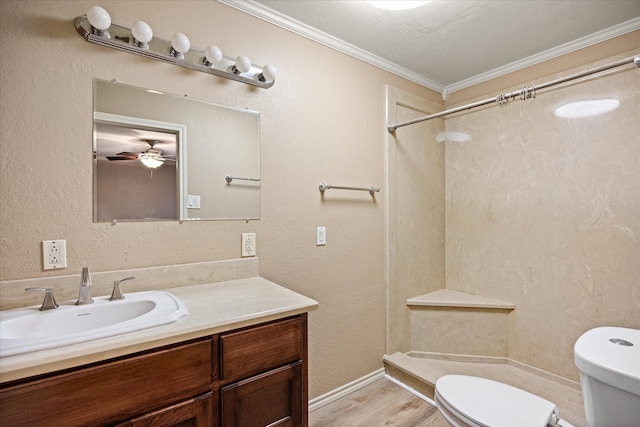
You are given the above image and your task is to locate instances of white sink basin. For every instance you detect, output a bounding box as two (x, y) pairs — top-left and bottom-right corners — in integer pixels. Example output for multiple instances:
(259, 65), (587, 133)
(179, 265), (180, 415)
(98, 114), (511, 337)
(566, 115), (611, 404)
(0, 291), (188, 358)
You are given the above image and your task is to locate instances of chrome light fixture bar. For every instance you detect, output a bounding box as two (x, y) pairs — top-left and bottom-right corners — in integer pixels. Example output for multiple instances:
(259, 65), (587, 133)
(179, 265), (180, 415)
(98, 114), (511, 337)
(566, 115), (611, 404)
(75, 7), (276, 89)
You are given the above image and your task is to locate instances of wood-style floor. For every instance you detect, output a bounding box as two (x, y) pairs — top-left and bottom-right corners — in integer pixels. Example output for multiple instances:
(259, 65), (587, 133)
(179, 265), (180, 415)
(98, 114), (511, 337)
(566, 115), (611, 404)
(309, 378), (450, 427)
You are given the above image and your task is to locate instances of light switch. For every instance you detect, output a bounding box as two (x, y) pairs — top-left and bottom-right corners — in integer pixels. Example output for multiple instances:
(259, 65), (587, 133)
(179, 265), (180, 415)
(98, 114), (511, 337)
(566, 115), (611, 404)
(187, 195), (201, 209)
(317, 227), (326, 246)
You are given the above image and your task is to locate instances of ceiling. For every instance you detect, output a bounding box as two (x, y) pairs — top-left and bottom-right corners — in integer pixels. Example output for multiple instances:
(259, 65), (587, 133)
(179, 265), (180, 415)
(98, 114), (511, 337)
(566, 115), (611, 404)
(95, 122), (177, 163)
(221, 0), (640, 96)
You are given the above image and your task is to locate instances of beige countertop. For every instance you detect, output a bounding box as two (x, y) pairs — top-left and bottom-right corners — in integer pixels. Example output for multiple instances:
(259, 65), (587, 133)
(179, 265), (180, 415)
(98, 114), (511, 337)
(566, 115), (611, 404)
(0, 276), (318, 384)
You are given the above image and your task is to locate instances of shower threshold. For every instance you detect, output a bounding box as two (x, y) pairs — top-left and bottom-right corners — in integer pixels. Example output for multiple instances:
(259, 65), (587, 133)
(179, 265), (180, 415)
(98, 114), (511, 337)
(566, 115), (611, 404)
(383, 351), (586, 427)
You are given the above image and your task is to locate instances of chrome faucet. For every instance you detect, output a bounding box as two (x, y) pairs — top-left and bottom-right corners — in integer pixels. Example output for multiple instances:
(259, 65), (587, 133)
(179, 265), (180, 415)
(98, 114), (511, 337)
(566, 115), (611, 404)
(25, 287), (59, 311)
(76, 267), (94, 305)
(110, 276), (135, 301)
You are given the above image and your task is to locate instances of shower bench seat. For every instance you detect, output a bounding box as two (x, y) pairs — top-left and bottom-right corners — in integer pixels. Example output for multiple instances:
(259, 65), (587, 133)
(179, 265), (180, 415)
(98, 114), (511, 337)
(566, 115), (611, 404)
(406, 289), (515, 358)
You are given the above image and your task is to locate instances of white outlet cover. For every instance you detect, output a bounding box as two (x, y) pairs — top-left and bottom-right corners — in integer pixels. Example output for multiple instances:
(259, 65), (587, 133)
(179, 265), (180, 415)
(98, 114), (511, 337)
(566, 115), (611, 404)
(43, 239), (67, 270)
(242, 233), (256, 257)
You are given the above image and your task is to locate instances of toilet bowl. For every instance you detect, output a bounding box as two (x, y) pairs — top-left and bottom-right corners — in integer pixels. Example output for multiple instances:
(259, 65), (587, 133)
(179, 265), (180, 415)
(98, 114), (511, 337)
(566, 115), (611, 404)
(435, 375), (560, 427)
(574, 326), (640, 427)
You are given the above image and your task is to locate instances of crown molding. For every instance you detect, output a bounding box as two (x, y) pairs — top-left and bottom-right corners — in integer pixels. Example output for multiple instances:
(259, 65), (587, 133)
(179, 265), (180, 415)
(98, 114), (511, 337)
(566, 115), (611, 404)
(217, 0), (445, 93)
(219, 1), (639, 99)
(444, 17), (640, 97)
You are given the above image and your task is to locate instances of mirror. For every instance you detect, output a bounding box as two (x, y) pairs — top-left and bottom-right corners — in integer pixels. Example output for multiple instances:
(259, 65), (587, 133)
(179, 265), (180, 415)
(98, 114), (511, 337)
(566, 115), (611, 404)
(93, 79), (260, 222)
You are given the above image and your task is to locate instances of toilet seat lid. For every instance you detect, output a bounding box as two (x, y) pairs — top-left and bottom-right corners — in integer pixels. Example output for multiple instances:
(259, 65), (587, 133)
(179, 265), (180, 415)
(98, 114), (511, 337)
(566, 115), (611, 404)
(435, 375), (559, 427)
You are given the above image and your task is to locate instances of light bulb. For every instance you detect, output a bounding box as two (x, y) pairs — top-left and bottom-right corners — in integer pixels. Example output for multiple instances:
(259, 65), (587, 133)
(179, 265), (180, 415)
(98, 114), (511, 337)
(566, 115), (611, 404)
(260, 64), (278, 82)
(140, 157), (164, 168)
(234, 55), (251, 74)
(139, 153), (164, 169)
(131, 20), (153, 47)
(86, 6), (111, 35)
(170, 33), (190, 58)
(204, 45), (223, 67)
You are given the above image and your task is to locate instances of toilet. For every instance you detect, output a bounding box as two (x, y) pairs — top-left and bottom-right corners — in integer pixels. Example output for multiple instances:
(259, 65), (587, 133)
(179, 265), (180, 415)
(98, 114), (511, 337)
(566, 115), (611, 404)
(435, 375), (560, 427)
(574, 326), (640, 427)
(434, 326), (640, 427)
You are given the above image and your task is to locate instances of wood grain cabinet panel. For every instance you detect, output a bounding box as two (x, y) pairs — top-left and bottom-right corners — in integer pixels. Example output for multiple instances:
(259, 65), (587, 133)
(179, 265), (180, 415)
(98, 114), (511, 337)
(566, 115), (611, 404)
(115, 392), (213, 427)
(221, 362), (302, 427)
(0, 339), (213, 426)
(219, 317), (303, 383)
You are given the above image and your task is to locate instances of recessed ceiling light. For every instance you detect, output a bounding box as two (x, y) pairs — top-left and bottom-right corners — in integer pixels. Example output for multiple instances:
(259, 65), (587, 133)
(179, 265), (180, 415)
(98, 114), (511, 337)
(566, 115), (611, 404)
(554, 99), (619, 118)
(366, 1), (432, 11)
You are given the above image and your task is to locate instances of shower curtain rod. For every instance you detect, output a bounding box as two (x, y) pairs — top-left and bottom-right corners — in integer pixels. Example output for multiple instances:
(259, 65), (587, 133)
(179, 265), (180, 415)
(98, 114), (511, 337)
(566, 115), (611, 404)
(387, 55), (640, 133)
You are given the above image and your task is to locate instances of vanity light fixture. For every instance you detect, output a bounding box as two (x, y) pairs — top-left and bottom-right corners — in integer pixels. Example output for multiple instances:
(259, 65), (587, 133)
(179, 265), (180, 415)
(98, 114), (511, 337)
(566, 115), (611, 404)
(75, 6), (277, 89)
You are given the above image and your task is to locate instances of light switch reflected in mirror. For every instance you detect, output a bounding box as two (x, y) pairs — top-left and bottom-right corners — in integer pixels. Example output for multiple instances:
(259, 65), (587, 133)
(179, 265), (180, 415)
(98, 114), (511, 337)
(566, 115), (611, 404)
(93, 79), (260, 222)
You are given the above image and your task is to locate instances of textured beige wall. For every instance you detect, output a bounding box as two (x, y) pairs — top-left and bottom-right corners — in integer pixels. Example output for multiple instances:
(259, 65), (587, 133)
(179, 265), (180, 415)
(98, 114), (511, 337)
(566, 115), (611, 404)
(444, 50), (640, 381)
(0, 0), (439, 398)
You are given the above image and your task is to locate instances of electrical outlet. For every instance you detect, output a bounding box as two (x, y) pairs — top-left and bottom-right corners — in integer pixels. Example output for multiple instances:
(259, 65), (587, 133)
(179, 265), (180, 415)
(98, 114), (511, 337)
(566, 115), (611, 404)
(43, 239), (67, 270)
(242, 233), (256, 257)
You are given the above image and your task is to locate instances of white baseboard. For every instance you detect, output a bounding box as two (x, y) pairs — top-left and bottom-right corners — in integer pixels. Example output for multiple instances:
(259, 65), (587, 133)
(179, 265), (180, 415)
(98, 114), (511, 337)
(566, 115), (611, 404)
(308, 368), (385, 412)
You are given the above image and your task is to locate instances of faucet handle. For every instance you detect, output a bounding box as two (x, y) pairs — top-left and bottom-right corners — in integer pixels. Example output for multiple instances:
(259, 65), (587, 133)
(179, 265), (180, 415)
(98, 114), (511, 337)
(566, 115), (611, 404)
(25, 287), (59, 311)
(110, 276), (135, 301)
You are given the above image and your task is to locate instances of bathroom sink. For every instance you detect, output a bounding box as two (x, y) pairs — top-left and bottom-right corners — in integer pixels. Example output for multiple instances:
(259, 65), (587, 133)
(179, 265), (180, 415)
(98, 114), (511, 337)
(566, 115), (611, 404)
(0, 291), (188, 358)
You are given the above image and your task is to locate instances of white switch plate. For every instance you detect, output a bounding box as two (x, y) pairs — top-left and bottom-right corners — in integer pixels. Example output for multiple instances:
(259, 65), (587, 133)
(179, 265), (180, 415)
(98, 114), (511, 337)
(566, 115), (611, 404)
(43, 239), (67, 270)
(242, 233), (256, 257)
(317, 227), (326, 246)
(187, 195), (201, 209)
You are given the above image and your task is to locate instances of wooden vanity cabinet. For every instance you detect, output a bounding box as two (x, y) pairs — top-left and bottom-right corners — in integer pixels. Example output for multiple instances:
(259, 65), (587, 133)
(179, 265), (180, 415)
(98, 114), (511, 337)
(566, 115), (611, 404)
(218, 316), (307, 427)
(0, 314), (308, 427)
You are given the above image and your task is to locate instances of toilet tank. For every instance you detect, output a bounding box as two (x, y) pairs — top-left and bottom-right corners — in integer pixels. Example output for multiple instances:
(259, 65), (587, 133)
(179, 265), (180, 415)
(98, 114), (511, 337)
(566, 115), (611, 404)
(574, 327), (640, 427)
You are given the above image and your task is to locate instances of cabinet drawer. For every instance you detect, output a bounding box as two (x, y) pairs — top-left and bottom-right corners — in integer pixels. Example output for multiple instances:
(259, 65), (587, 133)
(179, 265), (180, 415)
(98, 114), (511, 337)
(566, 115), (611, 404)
(0, 338), (213, 426)
(220, 317), (303, 382)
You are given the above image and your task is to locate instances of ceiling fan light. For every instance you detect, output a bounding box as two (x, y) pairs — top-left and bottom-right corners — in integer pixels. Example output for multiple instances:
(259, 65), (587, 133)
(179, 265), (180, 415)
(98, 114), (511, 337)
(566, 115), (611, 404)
(139, 153), (164, 168)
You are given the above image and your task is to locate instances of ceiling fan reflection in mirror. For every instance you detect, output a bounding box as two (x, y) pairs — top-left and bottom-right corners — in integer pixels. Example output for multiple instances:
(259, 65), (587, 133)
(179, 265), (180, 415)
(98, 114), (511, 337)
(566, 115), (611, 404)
(107, 139), (176, 169)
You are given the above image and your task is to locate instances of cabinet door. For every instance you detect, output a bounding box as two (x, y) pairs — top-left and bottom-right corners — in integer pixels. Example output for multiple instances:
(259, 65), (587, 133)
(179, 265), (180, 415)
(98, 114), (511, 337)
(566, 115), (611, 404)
(115, 392), (213, 427)
(221, 361), (303, 427)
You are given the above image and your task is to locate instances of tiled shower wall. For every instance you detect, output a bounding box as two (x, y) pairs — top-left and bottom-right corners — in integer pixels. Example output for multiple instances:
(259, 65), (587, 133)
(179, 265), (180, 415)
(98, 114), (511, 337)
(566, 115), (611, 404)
(445, 52), (640, 381)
